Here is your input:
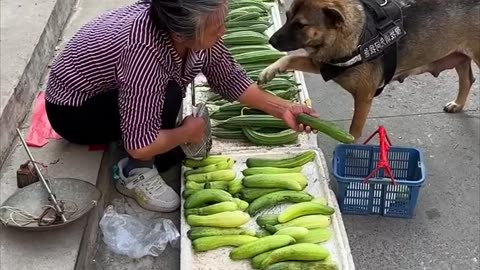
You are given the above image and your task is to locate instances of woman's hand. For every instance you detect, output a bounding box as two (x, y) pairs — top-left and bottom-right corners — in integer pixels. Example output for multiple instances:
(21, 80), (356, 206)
(181, 115), (205, 144)
(281, 103), (319, 133)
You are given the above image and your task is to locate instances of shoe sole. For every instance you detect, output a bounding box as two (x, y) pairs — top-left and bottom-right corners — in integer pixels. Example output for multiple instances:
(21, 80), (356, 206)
(114, 181), (179, 213)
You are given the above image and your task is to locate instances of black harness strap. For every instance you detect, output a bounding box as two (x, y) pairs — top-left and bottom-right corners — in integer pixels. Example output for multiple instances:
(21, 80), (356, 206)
(319, 0), (406, 97)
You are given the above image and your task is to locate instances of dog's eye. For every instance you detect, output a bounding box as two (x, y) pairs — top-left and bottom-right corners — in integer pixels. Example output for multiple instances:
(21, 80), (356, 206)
(294, 21), (307, 28)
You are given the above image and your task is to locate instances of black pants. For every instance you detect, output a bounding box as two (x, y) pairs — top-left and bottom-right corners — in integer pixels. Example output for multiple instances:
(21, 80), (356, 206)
(45, 80), (186, 173)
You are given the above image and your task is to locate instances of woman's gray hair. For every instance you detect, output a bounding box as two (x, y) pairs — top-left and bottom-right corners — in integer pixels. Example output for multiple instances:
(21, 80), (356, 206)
(151, 0), (227, 40)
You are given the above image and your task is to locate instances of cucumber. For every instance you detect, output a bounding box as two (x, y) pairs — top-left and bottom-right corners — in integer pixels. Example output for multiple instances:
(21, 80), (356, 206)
(242, 166), (303, 176)
(187, 211), (250, 228)
(277, 201), (335, 223)
(184, 189), (233, 209)
(183, 155), (231, 168)
(274, 227), (309, 240)
(187, 227), (256, 240)
(240, 188), (285, 202)
(228, 179), (244, 195)
(232, 198), (249, 211)
(184, 158), (234, 176)
(184, 201), (239, 216)
(252, 250), (274, 269)
(192, 235), (258, 252)
(295, 113), (355, 144)
(256, 214), (280, 227)
(259, 243), (331, 268)
(297, 228), (332, 244)
(185, 169), (237, 182)
(264, 261), (339, 270)
(243, 173), (307, 190)
(242, 175), (303, 191)
(274, 215), (331, 231)
(229, 235), (296, 260)
(247, 191), (313, 216)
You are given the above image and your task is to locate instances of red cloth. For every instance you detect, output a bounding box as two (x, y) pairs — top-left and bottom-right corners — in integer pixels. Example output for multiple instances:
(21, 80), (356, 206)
(26, 92), (106, 151)
(26, 92), (62, 147)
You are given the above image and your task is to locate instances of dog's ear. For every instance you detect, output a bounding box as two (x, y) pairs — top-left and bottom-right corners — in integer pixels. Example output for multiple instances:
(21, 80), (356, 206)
(323, 6), (345, 28)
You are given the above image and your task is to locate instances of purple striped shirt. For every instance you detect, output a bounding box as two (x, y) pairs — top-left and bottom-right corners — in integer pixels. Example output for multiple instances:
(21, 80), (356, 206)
(46, 1), (253, 150)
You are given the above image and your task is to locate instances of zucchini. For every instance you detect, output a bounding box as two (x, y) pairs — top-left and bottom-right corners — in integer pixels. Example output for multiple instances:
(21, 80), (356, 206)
(186, 210), (250, 228)
(229, 235), (296, 260)
(242, 166), (303, 176)
(295, 113), (355, 144)
(192, 235), (258, 252)
(187, 227), (256, 240)
(247, 191), (313, 216)
(246, 150), (315, 168)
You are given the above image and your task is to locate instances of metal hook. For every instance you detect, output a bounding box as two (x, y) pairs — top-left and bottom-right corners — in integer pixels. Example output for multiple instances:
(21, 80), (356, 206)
(379, 0), (388, 7)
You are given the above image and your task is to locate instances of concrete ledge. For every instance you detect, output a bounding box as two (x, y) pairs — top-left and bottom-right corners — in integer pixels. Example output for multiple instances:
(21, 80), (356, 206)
(0, 0), (77, 169)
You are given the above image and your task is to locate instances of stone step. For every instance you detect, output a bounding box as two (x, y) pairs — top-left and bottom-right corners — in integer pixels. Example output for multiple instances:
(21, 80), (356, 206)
(0, 0), (76, 169)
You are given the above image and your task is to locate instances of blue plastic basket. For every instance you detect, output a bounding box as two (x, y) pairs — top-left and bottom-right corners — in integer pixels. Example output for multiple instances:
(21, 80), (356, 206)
(332, 144), (426, 218)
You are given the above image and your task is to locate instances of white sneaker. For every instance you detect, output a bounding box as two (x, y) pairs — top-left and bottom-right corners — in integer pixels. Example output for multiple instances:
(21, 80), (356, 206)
(115, 158), (180, 212)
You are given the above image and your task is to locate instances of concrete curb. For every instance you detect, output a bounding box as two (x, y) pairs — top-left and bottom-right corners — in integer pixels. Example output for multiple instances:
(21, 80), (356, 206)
(75, 144), (118, 270)
(0, 0), (77, 169)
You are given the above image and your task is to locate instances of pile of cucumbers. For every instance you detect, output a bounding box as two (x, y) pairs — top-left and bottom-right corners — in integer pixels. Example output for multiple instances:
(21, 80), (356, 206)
(197, 0), (305, 146)
(182, 150), (339, 270)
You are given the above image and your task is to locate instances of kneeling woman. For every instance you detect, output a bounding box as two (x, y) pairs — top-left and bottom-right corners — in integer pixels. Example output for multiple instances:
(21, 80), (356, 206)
(45, 0), (318, 212)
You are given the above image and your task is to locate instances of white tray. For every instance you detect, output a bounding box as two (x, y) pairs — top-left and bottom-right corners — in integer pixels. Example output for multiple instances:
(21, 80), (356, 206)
(180, 147), (355, 270)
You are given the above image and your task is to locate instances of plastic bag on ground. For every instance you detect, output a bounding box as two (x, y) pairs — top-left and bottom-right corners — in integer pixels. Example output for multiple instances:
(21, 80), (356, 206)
(99, 205), (180, 259)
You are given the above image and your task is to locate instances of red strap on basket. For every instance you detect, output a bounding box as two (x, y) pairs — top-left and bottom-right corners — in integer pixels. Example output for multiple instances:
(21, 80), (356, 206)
(362, 126), (396, 185)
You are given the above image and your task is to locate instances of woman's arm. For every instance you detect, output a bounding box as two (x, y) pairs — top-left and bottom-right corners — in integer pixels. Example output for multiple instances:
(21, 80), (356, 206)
(202, 40), (318, 131)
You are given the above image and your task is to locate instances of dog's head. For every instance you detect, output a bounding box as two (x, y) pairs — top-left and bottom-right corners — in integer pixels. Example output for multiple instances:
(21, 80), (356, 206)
(270, 0), (348, 54)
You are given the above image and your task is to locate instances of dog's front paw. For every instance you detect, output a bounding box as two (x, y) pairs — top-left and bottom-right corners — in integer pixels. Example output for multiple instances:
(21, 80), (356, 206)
(443, 101), (464, 113)
(258, 63), (285, 84)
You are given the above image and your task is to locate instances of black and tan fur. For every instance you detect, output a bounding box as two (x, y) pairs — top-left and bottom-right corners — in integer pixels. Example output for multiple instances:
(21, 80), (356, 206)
(259, 0), (480, 140)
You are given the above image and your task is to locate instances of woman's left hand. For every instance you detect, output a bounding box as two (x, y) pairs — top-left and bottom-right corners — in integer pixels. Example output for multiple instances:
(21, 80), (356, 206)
(281, 103), (319, 133)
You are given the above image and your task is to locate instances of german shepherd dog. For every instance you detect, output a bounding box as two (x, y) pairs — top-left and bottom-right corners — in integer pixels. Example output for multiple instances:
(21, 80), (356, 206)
(259, 0), (480, 140)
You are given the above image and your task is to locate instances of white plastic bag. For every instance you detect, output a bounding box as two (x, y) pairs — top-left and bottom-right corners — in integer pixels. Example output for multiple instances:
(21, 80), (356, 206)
(99, 205), (180, 259)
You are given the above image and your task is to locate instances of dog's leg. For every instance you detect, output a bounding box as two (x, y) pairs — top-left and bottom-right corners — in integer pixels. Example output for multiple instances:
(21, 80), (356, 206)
(258, 55), (320, 83)
(444, 60), (475, 113)
(350, 96), (374, 140)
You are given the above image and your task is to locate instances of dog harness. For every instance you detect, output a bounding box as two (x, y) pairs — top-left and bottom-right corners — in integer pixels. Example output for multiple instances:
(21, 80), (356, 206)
(319, 0), (406, 97)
